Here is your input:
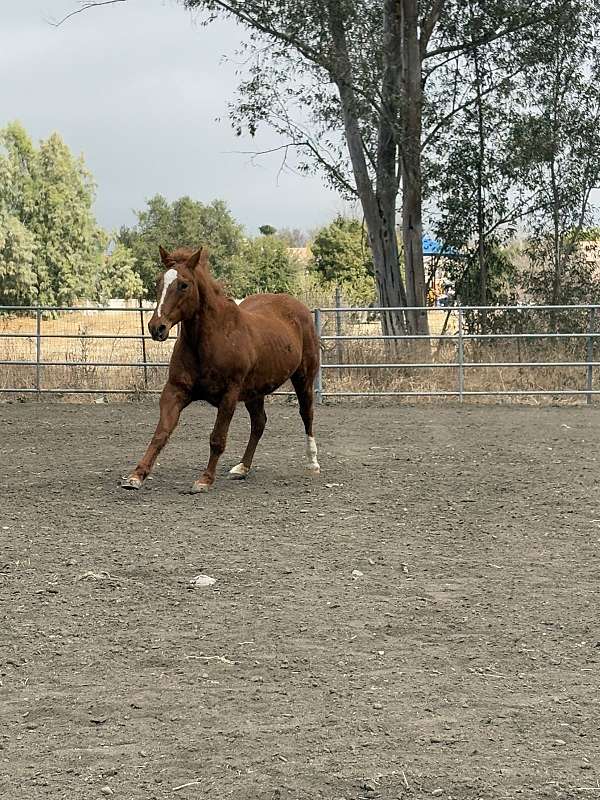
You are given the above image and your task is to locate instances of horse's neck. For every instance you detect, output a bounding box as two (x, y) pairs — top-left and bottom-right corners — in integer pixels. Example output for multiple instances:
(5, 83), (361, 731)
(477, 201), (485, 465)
(181, 282), (235, 346)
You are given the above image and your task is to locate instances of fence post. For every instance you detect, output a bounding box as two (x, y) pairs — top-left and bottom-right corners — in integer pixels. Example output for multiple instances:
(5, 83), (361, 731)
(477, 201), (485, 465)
(335, 286), (343, 365)
(139, 301), (148, 391)
(36, 307), (42, 396)
(458, 307), (464, 402)
(587, 307), (595, 405)
(314, 307), (323, 404)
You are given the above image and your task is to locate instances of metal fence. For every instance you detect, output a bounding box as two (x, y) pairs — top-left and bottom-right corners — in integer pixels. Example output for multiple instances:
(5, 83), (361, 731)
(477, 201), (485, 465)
(2, 303), (600, 403)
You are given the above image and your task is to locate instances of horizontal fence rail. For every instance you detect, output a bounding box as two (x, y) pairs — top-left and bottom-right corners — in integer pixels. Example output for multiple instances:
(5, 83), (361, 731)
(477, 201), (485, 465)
(1, 303), (600, 403)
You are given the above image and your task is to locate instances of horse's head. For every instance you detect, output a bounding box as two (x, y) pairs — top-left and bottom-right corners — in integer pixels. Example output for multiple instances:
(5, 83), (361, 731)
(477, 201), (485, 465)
(148, 245), (205, 341)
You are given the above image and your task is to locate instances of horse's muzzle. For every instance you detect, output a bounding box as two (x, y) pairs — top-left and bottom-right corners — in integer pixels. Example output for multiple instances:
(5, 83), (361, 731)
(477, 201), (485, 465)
(149, 320), (170, 342)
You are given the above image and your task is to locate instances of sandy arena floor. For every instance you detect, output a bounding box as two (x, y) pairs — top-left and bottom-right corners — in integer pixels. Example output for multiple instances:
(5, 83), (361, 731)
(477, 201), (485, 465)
(1, 400), (599, 799)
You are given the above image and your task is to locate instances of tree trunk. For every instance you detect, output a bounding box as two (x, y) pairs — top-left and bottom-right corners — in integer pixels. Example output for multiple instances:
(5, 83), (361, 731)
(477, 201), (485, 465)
(549, 43), (562, 308)
(472, 33), (487, 331)
(328, 3), (407, 336)
(550, 128), (561, 307)
(400, 0), (429, 335)
(367, 204), (408, 335)
(402, 169), (427, 333)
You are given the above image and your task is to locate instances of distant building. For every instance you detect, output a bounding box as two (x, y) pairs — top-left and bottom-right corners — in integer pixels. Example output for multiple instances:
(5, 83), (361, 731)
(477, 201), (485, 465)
(287, 247), (312, 270)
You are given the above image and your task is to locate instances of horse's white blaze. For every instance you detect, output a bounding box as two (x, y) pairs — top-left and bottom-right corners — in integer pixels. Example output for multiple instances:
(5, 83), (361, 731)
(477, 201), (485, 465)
(306, 435), (320, 472)
(157, 268), (178, 317)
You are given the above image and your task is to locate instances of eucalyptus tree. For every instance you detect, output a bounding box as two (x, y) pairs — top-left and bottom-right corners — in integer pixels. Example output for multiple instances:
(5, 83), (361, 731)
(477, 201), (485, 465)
(61, 0), (577, 322)
(509, 0), (600, 305)
(420, 0), (600, 322)
(426, 6), (537, 312)
(180, 0), (555, 334)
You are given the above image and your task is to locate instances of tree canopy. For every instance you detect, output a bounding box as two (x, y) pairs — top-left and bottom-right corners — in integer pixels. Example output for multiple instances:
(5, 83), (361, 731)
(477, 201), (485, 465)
(0, 121), (105, 306)
(182, 0), (566, 333)
(310, 216), (375, 304)
(118, 195), (245, 298)
(224, 235), (299, 297)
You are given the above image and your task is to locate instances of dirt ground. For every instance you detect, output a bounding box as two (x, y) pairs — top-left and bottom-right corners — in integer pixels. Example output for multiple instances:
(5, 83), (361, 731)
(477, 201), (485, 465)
(1, 400), (599, 800)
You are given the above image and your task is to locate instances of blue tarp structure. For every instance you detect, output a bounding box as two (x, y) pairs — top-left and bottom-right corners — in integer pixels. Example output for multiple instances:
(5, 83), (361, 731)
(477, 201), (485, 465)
(422, 234), (459, 257)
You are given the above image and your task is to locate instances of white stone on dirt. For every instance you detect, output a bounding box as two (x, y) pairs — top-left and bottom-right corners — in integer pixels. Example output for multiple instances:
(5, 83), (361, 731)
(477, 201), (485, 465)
(189, 574), (216, 587)
(351, 569), (364, 578)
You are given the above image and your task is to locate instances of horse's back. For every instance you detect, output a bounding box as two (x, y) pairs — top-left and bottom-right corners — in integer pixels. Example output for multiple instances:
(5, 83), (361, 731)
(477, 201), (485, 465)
(239, 292), (311, 321)
(239, 293), (316, 335)
(239, 293), (319, 376)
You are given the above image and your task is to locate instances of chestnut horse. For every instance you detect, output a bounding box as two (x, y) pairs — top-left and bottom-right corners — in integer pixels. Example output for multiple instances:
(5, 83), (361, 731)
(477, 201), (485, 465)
(121, 245), (320, 492)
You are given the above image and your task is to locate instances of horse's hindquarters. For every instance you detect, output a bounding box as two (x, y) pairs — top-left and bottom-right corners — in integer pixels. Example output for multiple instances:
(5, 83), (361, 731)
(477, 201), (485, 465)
(239, 294), (318, 397)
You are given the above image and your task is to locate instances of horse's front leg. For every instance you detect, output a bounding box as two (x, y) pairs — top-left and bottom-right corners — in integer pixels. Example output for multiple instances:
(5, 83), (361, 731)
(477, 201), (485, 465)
(191, 389), (239, 493)
(121, 382), (190, 489)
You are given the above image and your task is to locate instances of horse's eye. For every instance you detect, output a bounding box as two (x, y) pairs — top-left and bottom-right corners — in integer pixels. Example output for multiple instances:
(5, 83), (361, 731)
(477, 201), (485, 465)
(178, 282), (188, 291)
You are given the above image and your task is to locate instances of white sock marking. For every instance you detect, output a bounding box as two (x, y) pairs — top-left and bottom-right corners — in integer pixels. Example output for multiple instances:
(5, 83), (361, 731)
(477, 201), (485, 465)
(229, 462), (250, 477)
(157, 268), (178, 317)
(306, 435), (320, 472)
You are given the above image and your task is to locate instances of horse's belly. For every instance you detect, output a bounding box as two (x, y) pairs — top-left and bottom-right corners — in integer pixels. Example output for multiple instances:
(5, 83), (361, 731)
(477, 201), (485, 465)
(190, 372), (230, 406)
(239, 380), (284, 402)
(241, 348), (300, 400)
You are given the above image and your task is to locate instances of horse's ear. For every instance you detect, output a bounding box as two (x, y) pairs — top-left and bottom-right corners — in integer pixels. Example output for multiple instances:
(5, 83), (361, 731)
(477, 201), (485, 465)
(158, 245), (172, 266)
(186, 247), (206, 272)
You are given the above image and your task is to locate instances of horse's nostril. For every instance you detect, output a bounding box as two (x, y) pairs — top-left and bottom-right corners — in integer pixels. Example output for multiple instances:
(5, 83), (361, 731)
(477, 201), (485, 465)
(157, 324), (167, 335)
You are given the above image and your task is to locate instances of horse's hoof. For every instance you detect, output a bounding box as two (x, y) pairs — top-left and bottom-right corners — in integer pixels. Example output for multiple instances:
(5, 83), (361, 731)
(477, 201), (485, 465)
(305, 464), (321, 476)
(191, 480), (212, 493)
(229, 463), (250, 479)
(121, 475), (143, 490)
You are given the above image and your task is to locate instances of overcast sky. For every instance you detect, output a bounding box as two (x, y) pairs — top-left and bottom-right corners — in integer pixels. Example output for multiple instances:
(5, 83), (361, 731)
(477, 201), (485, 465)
(1, 0), (350, 236)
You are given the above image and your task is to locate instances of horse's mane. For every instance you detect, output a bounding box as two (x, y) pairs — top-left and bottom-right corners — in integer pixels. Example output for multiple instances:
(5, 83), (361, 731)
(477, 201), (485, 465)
(171, 246), (228, 298)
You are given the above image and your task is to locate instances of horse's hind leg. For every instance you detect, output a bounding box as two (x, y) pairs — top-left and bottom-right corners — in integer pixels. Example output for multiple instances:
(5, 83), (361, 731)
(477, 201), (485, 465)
(229, 397), (267, 480)
(291, 372), (320, 475)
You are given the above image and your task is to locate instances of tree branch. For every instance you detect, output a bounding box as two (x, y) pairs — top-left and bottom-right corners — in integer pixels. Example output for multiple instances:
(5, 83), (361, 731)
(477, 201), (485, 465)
(424, 13), (547, 60)
(225, 137), (357, 197)
(420, 0), (445, 58)
(225, 143), (300, 157)
(326, 2), (378, 212)
(422, 65), (526, 151)
(267, 102), (360, 196)
(187, 1), (387, 118)
(50, 0), (126, 26)
(187, 0), (329, 70)
(303, 140), (359, 196)
(484, 195), (544, 238)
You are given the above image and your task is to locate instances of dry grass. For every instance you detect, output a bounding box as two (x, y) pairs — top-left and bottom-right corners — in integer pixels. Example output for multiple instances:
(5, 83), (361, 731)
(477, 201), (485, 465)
(0, 307), (597, 403)
(0, 309), (171, 395)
